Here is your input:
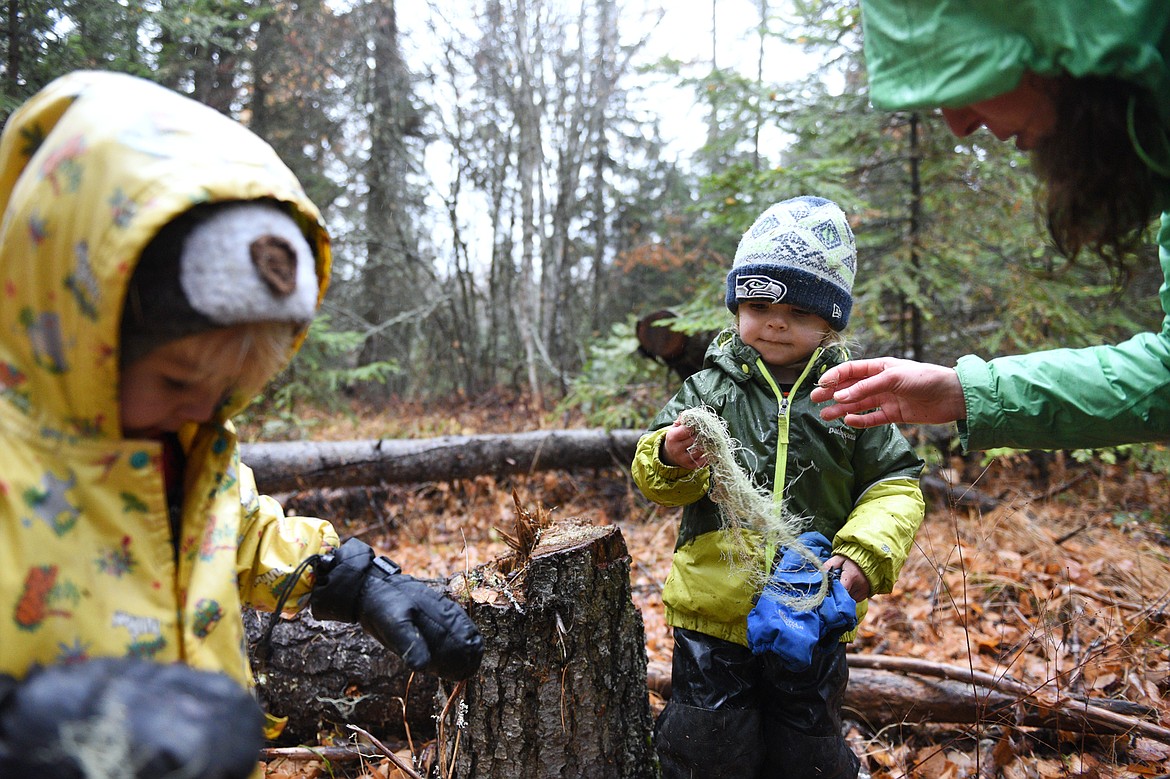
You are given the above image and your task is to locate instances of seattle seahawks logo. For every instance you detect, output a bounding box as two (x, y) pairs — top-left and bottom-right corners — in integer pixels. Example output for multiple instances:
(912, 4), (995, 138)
(735, 275), (787, 302)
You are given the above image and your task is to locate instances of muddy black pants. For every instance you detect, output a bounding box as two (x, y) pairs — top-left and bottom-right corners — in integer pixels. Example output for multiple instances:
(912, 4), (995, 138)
(655, 627), (859, 779)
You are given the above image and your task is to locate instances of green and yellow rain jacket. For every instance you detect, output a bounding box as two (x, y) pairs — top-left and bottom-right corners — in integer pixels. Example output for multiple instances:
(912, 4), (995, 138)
(0, 71), (338, 688)
(862, 0), (1170, 450)
(633, 331), (924, 646)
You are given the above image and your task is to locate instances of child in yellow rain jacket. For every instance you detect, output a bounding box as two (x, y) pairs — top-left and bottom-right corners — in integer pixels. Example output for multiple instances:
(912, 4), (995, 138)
(0, 71), (482, 778)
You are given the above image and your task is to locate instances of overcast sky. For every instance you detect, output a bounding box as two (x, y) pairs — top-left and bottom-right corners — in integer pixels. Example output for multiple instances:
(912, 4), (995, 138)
(397, 0), (817, 160)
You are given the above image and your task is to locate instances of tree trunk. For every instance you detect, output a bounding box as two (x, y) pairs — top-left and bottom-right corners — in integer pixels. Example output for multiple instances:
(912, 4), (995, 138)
(439, 520), (656, 778)
(244, 513), (659, 773)
(5, 0), (21, 98)
(243, 608), (441, 746)
(240, 428), (642, 493)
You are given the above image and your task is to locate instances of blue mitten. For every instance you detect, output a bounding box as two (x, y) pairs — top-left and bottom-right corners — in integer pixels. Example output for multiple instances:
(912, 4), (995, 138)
(746, 531), (858, 672)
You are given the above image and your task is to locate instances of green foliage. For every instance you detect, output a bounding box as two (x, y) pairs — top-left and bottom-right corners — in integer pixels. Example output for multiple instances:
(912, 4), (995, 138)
(662, 288), (734, 337)
(1072, 442), (1170, 476)
(558, 317), (679, 430)
(632, 0), (1161, 377)
(241, 314), (399, 436)
(12, 0), (1170, 407)
(982, 442), (1170, 478)
(279, 314), (400, 408)
(978, 447), (1025, 467)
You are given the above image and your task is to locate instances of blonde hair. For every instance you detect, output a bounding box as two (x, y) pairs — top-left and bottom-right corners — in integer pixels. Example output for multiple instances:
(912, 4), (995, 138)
(173, 321), (300, 410)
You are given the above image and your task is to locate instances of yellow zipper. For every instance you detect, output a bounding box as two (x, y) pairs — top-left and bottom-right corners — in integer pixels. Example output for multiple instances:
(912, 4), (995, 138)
(754, 347), (821, 569)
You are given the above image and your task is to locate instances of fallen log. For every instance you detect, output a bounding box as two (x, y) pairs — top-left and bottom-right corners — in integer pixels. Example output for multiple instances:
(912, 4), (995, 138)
(847, 654), (1170, 744)
(241, 429), (643, 493)
(641, 653), (1170, 743)
(920, 473), (999, 512)
(251, 617), (1170, 762)
(243, 606), (442, 745)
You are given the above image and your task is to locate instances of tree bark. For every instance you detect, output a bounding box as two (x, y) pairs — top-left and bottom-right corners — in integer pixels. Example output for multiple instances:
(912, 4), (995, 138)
(241, 429), (642, 493)
(846, 655), (1170, 744)
(243, 608), (441, 746)
(438, 520), (656, 778)
(245, 517), (659, 775)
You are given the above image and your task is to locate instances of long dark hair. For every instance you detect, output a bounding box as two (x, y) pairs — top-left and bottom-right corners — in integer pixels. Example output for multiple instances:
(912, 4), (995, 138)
(1030, 76), (1166, 266)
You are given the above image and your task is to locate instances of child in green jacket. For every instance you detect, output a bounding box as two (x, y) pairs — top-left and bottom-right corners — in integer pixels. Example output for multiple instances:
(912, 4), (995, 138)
(632, 196), (925, 779)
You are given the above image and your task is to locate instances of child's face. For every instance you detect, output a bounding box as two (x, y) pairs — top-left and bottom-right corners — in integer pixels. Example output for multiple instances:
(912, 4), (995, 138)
(120, 327), (254, 439)
(737, 300), (830, 370)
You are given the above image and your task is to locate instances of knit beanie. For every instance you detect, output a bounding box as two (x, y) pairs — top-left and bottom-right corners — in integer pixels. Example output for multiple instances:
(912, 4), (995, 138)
(725, 196), (856, 331)
(120, 201), (319, 366)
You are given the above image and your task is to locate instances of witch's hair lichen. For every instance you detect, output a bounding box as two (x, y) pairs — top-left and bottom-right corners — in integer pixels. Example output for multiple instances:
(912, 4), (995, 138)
(678, 405), (827, 610)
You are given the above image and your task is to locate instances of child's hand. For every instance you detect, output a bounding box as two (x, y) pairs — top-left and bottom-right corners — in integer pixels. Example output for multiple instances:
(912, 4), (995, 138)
(311, 539), (484, 680)
(827, 554), (871, 602)
(661, 418), (707, 469)
(0, 658), (263, 779)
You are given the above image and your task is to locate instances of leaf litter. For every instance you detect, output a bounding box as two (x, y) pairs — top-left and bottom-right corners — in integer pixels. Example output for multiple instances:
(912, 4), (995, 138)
(255, 403), (1170, 778)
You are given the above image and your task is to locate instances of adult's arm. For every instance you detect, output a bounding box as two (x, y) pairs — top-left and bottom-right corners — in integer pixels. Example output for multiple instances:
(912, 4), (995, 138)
(958, 215), (1170, 451)
(956, 332), (1170, 450)
(817, 217), (1170, 451)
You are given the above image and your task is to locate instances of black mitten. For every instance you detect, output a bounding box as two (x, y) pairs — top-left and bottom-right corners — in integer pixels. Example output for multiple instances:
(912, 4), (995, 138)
(311, 538), (484, 680)
(0, 658), (263, 779)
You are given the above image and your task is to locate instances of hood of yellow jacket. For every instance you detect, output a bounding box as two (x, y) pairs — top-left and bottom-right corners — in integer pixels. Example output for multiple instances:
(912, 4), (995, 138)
(0, 70), (331, 441)
(861, 0), (1170, 122)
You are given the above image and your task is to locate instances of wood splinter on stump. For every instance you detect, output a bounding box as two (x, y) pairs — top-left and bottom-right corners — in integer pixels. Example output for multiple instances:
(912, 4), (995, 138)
(439, 492), (656, 778)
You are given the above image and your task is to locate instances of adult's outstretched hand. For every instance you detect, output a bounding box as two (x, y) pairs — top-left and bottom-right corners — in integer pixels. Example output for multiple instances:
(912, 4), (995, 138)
(810, 357), (967, 428)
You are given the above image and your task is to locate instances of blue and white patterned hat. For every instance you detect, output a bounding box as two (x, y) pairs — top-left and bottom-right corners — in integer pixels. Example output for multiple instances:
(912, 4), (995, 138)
(726, 196), (856, 330)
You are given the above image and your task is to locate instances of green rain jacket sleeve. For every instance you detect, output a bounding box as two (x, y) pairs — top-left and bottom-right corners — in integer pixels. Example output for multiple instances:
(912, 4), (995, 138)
(631, 376), (714, 507)
(830, 419), (925, 597)
(956, 216), (1170, 451)
(832, 477), (925, 596)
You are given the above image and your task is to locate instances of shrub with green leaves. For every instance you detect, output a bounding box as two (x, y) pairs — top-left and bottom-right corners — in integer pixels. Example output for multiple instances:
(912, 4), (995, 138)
(240, 314), (398, 437)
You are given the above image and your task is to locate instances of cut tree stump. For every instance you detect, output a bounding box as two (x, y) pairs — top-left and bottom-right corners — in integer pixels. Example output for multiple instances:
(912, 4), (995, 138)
(437, 510), (656, 778)
(244, 504), (660, 776)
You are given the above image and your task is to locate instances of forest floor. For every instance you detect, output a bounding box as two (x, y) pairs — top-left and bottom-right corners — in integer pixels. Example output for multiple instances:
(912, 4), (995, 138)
(252, 396), (1170, 779)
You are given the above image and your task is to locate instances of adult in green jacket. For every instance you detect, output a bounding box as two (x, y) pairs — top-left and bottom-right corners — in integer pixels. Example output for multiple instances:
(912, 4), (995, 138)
(810, 0), (1170, 451)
